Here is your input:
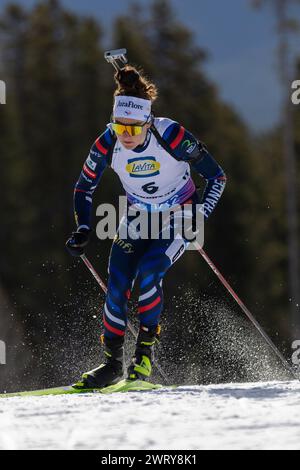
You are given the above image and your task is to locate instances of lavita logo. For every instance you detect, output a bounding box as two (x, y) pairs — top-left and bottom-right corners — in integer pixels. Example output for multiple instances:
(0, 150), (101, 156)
(0, 340), (6, 365)
(0, 80), (6, 104)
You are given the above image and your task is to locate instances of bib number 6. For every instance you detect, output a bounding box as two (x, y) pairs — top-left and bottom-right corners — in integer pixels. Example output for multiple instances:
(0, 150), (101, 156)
(142, 181), (159, 195)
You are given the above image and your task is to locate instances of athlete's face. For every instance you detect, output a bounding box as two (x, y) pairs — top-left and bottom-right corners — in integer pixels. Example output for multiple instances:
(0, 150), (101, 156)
(113, 117), (151, 150)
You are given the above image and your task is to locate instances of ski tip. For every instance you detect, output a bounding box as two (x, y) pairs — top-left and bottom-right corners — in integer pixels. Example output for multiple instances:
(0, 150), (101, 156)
(72, 381), (86, 390)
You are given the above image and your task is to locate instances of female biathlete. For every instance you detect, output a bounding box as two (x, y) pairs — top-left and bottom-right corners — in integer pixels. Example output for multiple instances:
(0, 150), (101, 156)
(66, 65), (226, 388)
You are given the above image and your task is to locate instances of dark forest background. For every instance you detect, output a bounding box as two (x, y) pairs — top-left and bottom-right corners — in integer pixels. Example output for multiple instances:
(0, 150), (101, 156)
(0, 0), (299, 391)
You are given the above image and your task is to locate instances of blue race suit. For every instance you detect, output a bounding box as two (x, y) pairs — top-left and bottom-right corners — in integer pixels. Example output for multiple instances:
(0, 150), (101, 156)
(74, 118), (226, 339)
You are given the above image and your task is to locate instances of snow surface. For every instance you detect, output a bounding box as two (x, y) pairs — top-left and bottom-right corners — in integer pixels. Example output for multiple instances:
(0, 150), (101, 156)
(0, 380), (299, 450)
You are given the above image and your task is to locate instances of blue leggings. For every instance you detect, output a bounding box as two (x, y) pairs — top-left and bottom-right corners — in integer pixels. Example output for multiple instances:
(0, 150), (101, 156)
(102, 195), (198, 339)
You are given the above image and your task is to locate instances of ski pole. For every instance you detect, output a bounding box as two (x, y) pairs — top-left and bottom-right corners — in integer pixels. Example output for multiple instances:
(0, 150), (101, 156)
(193, 241), (298, 380)
(80, 254), (169, 383)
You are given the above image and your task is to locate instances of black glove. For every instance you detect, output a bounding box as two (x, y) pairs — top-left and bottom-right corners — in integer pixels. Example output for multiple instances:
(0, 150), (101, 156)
(65, 229), (91, 257)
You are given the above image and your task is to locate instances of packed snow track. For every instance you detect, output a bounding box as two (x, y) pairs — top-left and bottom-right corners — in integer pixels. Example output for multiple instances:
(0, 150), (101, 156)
(0, 380), (299, 450)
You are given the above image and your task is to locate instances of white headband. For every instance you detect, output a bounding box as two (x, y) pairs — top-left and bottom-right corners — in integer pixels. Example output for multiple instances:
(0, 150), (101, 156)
(113, 95), (151, 122)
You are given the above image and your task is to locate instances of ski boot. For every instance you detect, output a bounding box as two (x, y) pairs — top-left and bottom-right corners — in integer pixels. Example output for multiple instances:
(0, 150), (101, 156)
(77, 336), (124, 389)
(127, 325), (160, 381)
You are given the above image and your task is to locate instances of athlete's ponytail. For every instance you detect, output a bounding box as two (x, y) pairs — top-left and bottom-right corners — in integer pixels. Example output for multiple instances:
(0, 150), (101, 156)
(114, 65), (158, 103)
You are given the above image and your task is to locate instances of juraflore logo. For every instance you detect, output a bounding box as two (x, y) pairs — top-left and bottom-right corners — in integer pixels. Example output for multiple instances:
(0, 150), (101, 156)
(113, 234), (134, 254)
(291, 80), (300, 105)
(0, 80), (6, 104)
(117, 100), (143, 110)
(0, 340), (6, 365)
